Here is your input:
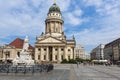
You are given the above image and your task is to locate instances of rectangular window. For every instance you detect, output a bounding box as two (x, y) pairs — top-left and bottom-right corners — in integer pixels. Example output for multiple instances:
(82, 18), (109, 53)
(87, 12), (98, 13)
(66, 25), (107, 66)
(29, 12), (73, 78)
(7, 51), (10, 57)
(44, 55), (46, 60)
(55, 55), (57, 60)
(61, 55), (63, 60)
(55, 48), (58, 51)
(38, 55), (40, 60)
(61, 49), (64, 51)
(44, 48), (46, 51)
(68, 56), (70, 60)
(38, 48), (41, 51)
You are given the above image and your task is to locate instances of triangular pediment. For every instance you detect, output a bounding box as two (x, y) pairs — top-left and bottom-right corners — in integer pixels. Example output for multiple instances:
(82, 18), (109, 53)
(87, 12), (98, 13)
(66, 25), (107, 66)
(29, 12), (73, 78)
(39, 37), (64, 43)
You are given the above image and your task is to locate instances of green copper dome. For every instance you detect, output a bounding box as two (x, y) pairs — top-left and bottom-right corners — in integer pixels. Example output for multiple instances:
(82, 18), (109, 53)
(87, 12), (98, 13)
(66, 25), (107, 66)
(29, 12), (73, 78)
(49, 3), (61, 13)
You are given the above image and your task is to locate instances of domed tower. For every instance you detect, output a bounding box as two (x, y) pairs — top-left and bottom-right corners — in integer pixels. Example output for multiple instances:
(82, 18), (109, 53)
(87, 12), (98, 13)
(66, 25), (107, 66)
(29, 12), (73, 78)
(35, 2), (76, 64)
(45, 3), (64, 39)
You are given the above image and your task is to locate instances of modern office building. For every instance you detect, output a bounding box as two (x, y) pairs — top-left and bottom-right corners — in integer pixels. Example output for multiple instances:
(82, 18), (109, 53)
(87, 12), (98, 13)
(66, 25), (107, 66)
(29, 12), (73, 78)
(104, 38), (120, 63)
(90, 44), (105, 60)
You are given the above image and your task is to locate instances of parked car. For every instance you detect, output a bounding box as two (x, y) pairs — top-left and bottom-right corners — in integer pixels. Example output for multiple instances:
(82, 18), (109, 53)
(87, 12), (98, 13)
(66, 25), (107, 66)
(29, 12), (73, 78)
(116, 61), (120, 67)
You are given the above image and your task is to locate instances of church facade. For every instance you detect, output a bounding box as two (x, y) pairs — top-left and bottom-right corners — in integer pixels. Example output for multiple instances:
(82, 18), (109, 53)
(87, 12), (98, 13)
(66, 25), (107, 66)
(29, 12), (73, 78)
(35, 3), (76, 63)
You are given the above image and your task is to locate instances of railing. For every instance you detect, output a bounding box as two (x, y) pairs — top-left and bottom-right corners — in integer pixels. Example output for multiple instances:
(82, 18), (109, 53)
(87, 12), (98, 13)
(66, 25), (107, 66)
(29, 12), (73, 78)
(0, 64), (53, 74)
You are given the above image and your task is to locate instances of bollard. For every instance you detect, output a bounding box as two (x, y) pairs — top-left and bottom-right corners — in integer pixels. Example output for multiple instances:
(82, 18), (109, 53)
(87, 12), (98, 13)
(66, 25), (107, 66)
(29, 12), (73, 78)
(15, 65), (17, 74)
(32, 65), (34, 74)
(7, 65), (9, 74)
(24, 65), (26, 74)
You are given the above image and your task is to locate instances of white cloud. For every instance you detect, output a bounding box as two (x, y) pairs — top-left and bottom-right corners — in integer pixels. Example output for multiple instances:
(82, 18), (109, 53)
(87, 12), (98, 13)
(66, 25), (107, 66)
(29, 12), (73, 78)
(73, 11), (120, 52)
(83, 0), (103, 7)
(0, 0), (71, 44)
(83, 0), (120, 16)
(73, 9), (83, 16)
(64, 11), (88, 26)
(65, 0), (119, 52)
(64, 13), (82, 26)
(57, 0), (71, 11)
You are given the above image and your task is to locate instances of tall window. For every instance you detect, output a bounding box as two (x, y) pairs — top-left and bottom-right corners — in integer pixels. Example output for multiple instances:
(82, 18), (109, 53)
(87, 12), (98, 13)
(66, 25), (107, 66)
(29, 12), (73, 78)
(61, 49), (64, 51)
(38, 48), (41, 51)
(44, 48), (46, 51)
(7, 51), (10, 57)
(17, 52), (20, 57)
(55, 55), (57, 60)
(38, 55), (40, 60)
(44, 55), (46, 60)
(55, 48), (58, 51)
(61, 55), (63, 60)
(68, 56), (70, 60)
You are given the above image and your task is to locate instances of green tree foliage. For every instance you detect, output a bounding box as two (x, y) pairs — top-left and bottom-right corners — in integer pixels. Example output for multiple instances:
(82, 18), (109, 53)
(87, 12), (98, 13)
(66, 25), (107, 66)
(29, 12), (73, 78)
(61, 59), (68, 63)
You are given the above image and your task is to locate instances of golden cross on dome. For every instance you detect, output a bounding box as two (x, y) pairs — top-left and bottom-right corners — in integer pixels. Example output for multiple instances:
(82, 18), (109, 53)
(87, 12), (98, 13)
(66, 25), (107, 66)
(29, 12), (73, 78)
(53, 0), (56, 3)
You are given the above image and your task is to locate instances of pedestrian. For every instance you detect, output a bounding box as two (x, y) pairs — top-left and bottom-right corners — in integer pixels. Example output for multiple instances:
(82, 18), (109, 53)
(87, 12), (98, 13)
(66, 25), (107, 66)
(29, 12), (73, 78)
(77, 61), (79, 68)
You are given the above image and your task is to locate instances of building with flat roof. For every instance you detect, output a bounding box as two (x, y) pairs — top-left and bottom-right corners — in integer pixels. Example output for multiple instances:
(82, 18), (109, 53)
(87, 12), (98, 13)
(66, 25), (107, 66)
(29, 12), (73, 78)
(75, 44), (86, 59)
(104, 38), (120, 63)
(90, 44), (105, 60)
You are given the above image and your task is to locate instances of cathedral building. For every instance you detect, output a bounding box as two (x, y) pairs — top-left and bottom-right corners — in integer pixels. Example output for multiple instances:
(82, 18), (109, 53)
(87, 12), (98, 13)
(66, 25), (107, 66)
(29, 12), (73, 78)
(35, 3), (76, 63)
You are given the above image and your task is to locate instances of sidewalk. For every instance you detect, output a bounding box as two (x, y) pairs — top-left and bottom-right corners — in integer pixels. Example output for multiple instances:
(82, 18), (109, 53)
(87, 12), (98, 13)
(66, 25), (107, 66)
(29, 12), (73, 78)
(72, 64), (120, 80)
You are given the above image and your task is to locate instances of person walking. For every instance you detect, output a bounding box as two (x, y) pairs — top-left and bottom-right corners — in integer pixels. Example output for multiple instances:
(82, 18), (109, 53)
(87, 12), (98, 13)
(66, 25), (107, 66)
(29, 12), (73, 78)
(77, 61), (79, 68)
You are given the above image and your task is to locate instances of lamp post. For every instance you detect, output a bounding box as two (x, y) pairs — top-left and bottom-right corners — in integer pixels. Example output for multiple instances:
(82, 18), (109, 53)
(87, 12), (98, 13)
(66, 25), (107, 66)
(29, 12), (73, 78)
(4, 50), (9, 64)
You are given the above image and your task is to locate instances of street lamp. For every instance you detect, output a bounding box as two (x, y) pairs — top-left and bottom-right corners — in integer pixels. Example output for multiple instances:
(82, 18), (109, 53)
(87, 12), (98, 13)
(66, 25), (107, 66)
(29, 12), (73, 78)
(4, 50), (9, 64)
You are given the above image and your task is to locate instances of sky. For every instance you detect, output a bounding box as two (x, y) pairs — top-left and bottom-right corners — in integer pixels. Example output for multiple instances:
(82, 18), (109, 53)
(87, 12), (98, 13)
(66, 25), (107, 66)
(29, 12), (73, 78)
(0, 0), (120, 53)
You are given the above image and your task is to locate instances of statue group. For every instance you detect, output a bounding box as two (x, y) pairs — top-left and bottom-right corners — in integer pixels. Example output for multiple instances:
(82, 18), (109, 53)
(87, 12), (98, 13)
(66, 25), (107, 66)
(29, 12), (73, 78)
(13, 36), (34, 65)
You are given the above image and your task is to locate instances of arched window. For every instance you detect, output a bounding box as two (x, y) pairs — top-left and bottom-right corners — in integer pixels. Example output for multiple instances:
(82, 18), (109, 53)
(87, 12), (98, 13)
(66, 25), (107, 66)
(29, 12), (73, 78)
(17, 52), (20, 57)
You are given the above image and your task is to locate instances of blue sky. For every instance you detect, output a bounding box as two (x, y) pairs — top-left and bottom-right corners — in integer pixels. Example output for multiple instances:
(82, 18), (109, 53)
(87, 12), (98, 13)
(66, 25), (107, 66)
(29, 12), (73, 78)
(0, 0), (120, 53)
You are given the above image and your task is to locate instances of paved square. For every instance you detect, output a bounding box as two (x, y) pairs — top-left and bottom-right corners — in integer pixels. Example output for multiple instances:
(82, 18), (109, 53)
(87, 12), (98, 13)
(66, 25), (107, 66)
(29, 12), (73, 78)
(0, 64), (120, 80)
(73, 64), (120, 80)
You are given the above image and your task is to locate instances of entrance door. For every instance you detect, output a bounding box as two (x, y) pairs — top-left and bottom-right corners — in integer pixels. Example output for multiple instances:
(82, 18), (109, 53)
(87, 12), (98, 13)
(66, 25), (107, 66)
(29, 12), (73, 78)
(49, 46), (52, 61)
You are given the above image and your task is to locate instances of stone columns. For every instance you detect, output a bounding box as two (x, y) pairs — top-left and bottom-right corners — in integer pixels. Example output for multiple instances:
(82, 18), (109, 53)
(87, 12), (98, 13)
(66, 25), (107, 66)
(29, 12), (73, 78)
(70, 48), (73, 59)
(64, 47), (68, 60)
(73, 47), (75, 59)
(60, 23), (62, 33)
(58, 47), (61, 62)
(52, 47), (55, 61)
(46, 23), (49, 34)
(46, 23), (47, 33)
(46, 47), (49, 61)
(54, 22), (55, 32)
(41, 47), (43, 61)
(63, 47), (65, 59)
(59, 23), (61, 33)
(35, 48), (38, 61)
(50, 22), (52, 33)
(61, 23), (62, 33)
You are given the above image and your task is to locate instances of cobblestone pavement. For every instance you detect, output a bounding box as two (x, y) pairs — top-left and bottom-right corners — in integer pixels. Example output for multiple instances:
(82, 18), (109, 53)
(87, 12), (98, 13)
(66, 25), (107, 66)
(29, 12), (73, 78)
(1, 64), (120, 80)
(73, 64), (120, 80)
